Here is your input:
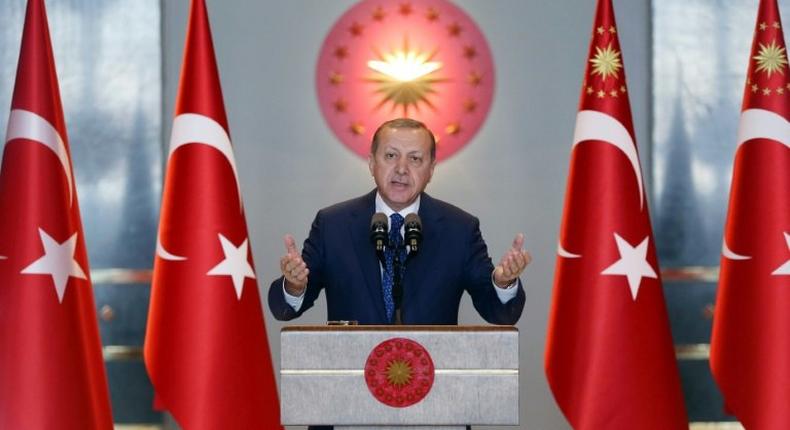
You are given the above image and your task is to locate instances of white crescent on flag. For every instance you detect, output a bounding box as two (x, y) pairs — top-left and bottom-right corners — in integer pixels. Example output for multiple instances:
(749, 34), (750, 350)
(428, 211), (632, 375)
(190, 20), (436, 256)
(168, 113), (242, 210)
(572, 110), (645, 209)
(156, 237), (186, 261)
(557, 242), (581, 258)
(3, 109), (74, 206)
(722, 239), (752, 261)
(736, 109), (790, 149)
(156, 113), (243, 262)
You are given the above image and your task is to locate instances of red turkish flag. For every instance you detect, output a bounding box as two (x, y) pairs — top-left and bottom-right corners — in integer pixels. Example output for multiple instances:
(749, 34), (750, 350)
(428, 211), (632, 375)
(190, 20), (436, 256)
(143, 0), (282, 428)
(544, 0), (688, 428)
(710, 0), (790, 427)
(0, 1), (113, 428)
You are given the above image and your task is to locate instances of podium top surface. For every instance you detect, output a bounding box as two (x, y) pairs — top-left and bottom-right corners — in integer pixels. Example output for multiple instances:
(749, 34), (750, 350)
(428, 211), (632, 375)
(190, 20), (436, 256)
(281, 325), (518, 332)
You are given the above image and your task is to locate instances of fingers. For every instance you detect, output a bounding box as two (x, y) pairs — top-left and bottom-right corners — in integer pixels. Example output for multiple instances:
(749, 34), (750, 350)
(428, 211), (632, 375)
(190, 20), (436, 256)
(283, 234), (298, 256)
(500, 254), (522, 279)
(280, 255), (304, 273)
(495, 244), (532, 284)
(511, 232), (525, 251)
(281, 254), (309, 286)
(281, 234), (309, 289)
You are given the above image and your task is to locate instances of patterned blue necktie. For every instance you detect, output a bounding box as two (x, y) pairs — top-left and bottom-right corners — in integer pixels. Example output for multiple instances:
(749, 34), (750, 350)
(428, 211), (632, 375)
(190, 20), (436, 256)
(382, 213), (406, 322)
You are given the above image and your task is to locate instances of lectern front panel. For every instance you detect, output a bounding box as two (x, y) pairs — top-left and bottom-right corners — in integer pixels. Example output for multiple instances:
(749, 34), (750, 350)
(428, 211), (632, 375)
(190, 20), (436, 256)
(280, 326), (519, 426)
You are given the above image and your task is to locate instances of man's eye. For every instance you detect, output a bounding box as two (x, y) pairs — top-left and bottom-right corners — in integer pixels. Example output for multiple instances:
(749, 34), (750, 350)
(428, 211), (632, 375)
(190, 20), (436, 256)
(410, 156), (422, 163)
(385, 153), (396, 159)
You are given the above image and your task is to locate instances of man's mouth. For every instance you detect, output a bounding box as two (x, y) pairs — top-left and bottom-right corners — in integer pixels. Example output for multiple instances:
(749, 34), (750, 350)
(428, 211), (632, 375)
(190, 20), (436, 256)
(390, 179), (409, 188)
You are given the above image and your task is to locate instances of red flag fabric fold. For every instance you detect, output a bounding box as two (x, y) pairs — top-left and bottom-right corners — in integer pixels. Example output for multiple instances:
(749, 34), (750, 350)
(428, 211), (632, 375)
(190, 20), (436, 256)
(710, 0), (790, 427)
(544, 0), (688, 428)
(0, 1), (113, 428)
(143, 0), (282, 428)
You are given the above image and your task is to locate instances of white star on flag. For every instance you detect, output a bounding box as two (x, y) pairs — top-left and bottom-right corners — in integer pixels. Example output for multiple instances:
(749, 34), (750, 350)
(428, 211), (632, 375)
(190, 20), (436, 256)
(772, 232), (790, 276)
(601, 233), (657, 300)
(21, 228), (87, 303)
(207, 234), (256, 300)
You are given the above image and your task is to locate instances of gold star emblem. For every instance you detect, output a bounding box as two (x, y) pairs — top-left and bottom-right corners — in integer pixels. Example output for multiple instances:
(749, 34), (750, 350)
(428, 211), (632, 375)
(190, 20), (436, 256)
(590, 43), (623, 80)
(366, 39), (445, 116)
(463, 45), (477, 60)
(445, 122), (461, 135)
(773, 21), (781, 29)
(786, 83), (790, 90)
(596, 26), (605, 35)
(329, 71), (344, 86)
(586, 86), (594, 94)
(372, 7), (386, 22)
(333, 98), (348, 113)
(426, 7), (440, 22)
(399, 3), (413, 16)
(386, 359), (413, 386)
(333, 46), (348, 60)
(463, 98), (477, 112)
(762, 87), (772, 95)
(753, 39), (788, 77)
(760, 22), (768, 31)
(350, 122), (365, 135)
(751, 83), (759, 92)
(620, 85), (627, 94)
(448, 22), (462, 37)
(778, 87), (785, 95)
(597, 90), (606, 98)
(467, 71), (483, 86)
(609, 26), (617, 34)
(349, 22), (364, 37)
(610, 90), (619, 97)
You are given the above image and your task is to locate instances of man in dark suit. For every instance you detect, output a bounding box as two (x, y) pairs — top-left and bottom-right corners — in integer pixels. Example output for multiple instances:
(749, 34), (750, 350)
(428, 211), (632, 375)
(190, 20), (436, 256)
(269, 118), (531, 325)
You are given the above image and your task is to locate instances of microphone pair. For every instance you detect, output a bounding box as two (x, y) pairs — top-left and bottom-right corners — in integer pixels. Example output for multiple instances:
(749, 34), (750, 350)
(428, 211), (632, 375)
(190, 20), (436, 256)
(370, 212), (422, 253)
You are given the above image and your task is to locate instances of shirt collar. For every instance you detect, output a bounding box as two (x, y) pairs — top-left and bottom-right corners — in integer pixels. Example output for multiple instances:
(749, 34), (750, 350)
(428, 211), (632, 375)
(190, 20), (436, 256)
(375, 192), (420, 223)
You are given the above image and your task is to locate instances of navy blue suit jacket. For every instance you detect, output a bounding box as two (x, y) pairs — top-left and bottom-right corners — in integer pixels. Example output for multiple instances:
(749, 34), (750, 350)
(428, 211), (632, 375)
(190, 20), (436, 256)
(268, 190), (525, 325)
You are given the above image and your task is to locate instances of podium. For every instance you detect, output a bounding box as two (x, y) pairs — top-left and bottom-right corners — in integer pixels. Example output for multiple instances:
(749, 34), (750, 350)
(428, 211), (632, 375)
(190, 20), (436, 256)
(280, 325), (519, 429)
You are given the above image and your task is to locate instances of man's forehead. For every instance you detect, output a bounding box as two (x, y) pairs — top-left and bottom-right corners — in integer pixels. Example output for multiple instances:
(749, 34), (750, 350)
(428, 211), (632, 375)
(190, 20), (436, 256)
(381, 127), (431, 147)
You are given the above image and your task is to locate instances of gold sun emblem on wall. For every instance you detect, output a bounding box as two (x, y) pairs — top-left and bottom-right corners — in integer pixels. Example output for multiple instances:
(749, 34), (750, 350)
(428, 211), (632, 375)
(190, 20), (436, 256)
(385, 359), (413, 386)
(366, 38), (446, 116)
(754, 40), (788, 77)
(589, 43), (623, 80)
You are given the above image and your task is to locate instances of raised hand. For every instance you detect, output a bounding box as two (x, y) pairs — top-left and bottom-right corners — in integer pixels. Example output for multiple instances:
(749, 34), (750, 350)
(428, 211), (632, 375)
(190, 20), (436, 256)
(493, 233), (532, 288)
(280, 234), (309, 296)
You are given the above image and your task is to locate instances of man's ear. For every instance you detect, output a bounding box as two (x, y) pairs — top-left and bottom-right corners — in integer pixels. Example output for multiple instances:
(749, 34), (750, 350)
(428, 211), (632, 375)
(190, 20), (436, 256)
(368, 155), (375, 176)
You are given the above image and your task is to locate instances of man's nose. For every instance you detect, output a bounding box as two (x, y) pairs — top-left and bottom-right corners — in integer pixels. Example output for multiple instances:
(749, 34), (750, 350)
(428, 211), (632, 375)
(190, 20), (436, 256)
(395, 158), (408, 174)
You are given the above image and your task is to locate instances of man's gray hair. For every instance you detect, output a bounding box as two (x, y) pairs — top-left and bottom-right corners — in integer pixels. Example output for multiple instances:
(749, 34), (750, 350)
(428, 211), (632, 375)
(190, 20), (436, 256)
(371, 118), (436, 161)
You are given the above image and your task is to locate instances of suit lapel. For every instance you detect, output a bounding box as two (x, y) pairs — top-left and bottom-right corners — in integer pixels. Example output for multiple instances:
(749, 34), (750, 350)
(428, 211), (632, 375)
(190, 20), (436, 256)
(403, 193), (445, 304)
(349, 190), (387, 321)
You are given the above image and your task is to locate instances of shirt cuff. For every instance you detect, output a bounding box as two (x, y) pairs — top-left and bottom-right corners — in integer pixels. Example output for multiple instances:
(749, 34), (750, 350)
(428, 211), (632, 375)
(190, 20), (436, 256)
(492, 277), (519, 304)
(282, 279), (305, 311)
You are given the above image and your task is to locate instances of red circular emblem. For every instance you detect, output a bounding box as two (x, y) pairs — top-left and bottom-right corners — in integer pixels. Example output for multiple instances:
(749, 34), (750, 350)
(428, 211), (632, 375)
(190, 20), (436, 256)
(364, 337), (435, 408)
(316, 0), (496, 162)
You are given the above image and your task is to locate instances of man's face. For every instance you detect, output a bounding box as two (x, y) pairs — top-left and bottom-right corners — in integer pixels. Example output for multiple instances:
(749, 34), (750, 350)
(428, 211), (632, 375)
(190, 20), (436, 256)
(369, 127), (436, 212)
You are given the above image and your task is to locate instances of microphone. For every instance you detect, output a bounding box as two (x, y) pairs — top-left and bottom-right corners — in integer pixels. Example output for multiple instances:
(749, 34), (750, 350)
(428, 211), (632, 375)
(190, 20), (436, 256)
(404, 213), (422, 253)
(370, 212), (388, 252)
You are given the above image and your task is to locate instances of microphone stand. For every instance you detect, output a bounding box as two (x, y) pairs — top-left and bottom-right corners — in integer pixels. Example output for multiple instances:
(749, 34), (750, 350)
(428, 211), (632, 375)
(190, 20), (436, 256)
(394, 243), (419, 325)
(392, 243), (405, 325)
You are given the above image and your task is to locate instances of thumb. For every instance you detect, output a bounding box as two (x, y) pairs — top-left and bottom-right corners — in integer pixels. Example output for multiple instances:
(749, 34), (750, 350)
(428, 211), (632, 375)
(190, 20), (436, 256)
(511, 233), (525, 251)
(283, 234), (298, 256)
